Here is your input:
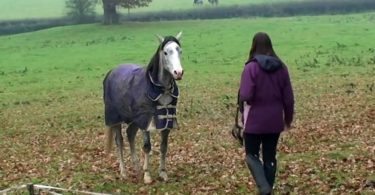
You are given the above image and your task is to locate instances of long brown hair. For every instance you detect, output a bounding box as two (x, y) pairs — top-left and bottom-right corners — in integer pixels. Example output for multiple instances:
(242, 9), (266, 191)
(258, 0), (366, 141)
(246, 32), (282, 64)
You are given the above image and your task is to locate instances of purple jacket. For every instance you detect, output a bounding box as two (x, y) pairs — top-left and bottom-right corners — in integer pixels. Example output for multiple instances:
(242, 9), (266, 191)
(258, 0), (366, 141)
(239, 55), (294, 134)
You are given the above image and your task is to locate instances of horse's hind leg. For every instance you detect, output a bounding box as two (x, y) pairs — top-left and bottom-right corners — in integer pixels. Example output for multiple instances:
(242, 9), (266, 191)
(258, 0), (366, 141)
(142, 130), (152, 184)
(159, 129), (170, 181)
(126, 123), (140, 173)
(113, 124), (126, 178)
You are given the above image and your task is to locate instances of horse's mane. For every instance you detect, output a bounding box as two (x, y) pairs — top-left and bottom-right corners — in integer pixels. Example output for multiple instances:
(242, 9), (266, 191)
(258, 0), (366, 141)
(147, 36), (181, 81)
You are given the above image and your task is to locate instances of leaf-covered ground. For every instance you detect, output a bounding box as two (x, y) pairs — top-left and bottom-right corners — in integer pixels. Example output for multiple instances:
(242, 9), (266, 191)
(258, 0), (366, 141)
(0, 13), (374, 194)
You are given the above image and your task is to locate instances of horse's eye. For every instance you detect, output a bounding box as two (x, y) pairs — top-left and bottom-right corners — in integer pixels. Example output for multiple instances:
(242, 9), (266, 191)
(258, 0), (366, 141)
(176, 48), (182, 54)
(164, 51), (168, 55)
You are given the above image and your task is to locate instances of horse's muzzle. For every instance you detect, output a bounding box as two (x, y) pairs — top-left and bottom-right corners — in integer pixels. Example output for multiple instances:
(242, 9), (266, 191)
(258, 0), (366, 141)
(174, 70), (184, 80)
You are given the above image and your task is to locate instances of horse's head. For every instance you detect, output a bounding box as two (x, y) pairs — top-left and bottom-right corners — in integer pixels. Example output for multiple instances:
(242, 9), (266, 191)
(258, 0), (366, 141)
(157, 32), (184, 80)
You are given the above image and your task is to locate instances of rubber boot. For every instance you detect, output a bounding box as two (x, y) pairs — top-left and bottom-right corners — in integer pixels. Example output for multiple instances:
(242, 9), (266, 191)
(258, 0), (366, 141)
(264, 161), (277, 190)
(245, 155), (272, 195)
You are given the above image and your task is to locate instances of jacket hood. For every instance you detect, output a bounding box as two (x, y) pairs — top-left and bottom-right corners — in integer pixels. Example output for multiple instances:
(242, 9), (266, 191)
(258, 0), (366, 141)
(253, 55), (283, 72)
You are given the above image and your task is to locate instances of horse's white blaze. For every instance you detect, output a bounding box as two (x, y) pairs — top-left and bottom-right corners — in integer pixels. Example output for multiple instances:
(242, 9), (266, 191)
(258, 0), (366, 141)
(162, 42), (183, 80)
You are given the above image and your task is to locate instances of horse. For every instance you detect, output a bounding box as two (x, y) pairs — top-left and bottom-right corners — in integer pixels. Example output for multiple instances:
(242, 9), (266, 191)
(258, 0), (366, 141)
(193, 0), (203, 6)
(208, 0), (218, 6)
(103, 32), (183, 184)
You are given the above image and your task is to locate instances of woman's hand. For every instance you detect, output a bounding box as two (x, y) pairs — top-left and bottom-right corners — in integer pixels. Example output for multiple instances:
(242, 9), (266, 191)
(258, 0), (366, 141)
(284, 123), (292, 131)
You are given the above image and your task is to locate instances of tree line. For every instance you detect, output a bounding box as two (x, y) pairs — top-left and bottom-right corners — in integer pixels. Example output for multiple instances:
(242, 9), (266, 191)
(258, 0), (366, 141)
(123, 0), (375, 21)
(67, 0), (221, 24)
(66, 0), (152, 24)
(2, 0), (375, 35)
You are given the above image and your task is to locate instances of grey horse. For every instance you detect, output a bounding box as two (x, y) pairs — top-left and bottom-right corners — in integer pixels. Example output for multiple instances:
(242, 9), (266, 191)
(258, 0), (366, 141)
(208, 0), (218, 5)
(103, 32), (183, 183)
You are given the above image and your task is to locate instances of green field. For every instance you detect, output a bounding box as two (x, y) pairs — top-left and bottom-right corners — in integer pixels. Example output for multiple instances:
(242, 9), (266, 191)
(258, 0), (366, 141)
(0, 0), (307, 20)
(0, 13), (374, 194)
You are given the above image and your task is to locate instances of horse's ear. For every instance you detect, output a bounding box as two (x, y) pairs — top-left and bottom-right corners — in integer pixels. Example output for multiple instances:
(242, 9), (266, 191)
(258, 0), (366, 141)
(156, 34), (164, 43)
(176, 31), (182, 40)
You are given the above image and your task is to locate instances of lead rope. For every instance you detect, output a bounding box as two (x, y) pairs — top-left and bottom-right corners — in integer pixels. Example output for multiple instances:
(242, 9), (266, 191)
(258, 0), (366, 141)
(231, 90), (244, 146)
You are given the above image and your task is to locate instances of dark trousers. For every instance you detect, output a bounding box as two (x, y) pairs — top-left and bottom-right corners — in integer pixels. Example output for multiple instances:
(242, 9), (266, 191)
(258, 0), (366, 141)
(244, 133), (280, 163)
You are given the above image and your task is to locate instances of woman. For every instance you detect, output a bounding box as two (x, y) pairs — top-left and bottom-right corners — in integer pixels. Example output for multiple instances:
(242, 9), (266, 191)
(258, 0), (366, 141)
(239, 32), (294, 194)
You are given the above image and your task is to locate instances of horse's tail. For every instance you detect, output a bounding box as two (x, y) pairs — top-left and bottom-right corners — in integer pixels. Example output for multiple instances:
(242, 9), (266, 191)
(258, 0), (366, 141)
(103, 70), (113, 101)
(103, 70), (113, 154)
(105, 127), (113, 154)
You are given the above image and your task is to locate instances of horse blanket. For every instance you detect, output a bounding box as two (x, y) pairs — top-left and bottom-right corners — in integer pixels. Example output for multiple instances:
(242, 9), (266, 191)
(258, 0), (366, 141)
(103, 64), (179, 130)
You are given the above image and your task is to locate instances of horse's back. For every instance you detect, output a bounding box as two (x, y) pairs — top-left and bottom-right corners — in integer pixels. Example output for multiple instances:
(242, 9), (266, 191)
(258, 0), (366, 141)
(103, 64), (151, 127)
(104, 64), (144, 83)
(103, 64), (145, 98)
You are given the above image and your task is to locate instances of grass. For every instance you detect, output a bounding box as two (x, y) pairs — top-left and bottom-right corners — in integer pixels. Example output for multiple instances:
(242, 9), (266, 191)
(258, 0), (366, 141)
(0, 0), (310, 20)
(0, 13), (375, 194)
(0, 0), (66, 20)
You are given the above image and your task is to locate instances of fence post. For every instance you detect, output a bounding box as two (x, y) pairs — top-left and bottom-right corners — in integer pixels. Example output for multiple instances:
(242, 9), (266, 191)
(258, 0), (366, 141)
(27, 183), (35, 195)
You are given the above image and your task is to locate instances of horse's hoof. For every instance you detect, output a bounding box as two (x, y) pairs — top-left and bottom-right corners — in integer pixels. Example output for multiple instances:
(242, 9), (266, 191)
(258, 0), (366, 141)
(119, 174), (126, 180)
(144, 177), (152, 184)
(159, 171), (168, 181)
(120, 168), (126, 177)
(144, 172), (152, 184)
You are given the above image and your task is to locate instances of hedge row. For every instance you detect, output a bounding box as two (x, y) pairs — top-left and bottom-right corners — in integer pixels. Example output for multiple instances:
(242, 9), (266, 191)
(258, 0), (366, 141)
(0, 18), (98, 36)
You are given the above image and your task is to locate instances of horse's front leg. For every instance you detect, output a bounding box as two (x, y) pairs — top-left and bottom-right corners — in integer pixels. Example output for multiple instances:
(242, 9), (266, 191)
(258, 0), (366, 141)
(142, 130), (152, 184)
(159, 129), (170, 181)
(113, 124), (126, 178)
(126, 123), (140, 174)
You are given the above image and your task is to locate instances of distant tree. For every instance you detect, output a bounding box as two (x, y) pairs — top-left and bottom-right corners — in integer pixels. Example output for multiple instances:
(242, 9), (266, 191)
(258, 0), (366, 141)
(102, 0), (119, 25)
(119, 0), (152, 15)
(65, 0), (97, 23)
(102, 0), (152, 25)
